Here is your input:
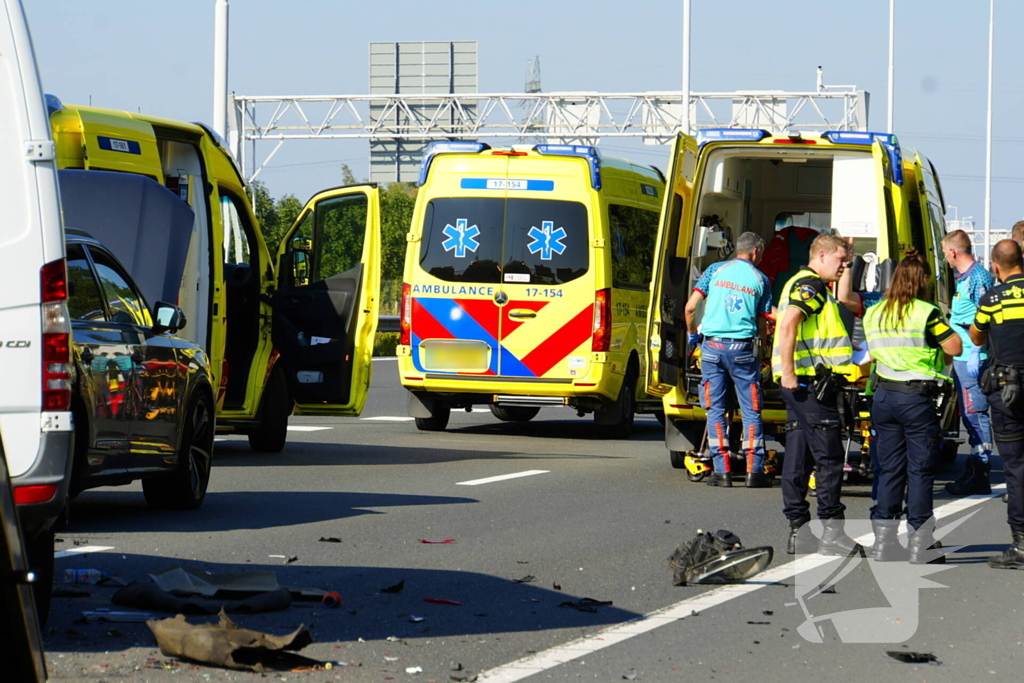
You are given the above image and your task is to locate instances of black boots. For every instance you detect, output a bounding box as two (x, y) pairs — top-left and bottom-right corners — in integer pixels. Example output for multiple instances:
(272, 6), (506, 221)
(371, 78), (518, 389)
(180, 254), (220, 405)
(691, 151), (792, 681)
(706, 473), (732, 487)
(945, 460), (991, 496)
(988, 530), (1024, 570)
(908, 526), (945, 564)
(870, 520), (908, 561)
(745, 472), (771, 488)
(818, 518), (865, 557)
(786, 514), (811, 555)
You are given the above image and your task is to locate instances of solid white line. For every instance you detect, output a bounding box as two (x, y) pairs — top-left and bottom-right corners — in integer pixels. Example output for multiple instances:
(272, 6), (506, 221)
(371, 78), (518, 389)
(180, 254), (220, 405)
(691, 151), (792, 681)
(286, 426), (332, 432)
(477, 484), (1008, 682)
(361, 416), (415, 422)
(457, 470), (550, 486)
(54, 545), (114, 559)
(371, 357), (398, 362)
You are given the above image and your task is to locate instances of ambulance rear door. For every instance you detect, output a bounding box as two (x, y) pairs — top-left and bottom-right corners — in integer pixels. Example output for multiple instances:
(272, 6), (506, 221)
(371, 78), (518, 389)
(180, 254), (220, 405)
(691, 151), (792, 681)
(645, 132), (698, 395)
(273, 185), (381, 415)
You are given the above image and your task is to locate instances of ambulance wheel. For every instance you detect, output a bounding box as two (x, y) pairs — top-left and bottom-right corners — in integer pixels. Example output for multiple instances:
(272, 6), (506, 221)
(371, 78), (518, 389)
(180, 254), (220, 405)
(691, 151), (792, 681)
(248, 366), (290, 453)
(489, 404), (540, 422)
(670, 449), (687, 469)
(597, 366), (637, 439)
(415, 404), (450, 431)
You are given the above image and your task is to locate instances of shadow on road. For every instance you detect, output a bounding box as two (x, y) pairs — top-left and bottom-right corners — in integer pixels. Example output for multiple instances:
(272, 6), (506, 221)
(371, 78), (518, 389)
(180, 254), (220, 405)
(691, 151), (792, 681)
(64, 490), (478, 533)
(44, 555), (641, 655)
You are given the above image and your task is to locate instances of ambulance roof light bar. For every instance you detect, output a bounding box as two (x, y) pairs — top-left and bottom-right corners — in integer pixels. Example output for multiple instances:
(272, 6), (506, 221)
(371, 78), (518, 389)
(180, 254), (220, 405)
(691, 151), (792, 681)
(419, 141), (491, 185)
(697, 128), (769, 146)
(820, 131), (898, 146)
(533, 144), (602, 190)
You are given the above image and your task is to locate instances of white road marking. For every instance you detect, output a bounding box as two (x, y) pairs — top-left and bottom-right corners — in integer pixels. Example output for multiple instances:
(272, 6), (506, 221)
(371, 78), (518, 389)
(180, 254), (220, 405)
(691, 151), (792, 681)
(286, 426), (332, 432)
(457, 470), (549, 486)
(361, 416), (415, 422)
(54, 545), (114, 559)
(477, 485), (1008, 682)
(371, 357), (398, 362)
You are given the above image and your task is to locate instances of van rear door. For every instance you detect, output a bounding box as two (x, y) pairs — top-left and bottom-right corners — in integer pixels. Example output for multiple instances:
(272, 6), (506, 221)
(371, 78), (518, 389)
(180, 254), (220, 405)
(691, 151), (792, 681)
(645, 133), (698, 395)
(273, 185), (381, 416)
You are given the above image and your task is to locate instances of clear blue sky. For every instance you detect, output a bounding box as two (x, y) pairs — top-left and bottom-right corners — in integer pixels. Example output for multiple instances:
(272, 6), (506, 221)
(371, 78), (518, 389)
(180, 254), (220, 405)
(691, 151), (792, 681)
(27, 0), (1023, 231)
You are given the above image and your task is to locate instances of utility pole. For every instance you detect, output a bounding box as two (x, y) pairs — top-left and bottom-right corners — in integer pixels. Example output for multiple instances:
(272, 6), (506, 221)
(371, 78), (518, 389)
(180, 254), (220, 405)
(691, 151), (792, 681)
(887, 0), (895, 132)
(213, 0), (229, 139)
(984, 0), (994, 267)
(681, 0), (691, 135)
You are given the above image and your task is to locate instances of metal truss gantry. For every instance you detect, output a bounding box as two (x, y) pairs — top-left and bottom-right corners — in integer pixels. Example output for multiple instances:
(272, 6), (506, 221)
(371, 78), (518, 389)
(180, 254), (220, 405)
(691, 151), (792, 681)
(231, 89), (868, 184)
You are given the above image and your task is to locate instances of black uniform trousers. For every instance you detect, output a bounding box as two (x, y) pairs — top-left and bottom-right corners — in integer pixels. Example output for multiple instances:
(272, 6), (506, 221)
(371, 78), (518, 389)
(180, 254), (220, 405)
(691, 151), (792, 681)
(987, 390), (1024, 533)
(870, 386), (940, 531)
(781, 385), (846, 520)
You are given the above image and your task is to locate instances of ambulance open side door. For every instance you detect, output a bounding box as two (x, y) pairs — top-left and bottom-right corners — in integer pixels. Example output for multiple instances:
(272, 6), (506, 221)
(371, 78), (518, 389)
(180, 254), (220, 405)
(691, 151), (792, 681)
(646, 132), (698, 396)
(870, 140), (904, 289)
(273, 185), (381, 416)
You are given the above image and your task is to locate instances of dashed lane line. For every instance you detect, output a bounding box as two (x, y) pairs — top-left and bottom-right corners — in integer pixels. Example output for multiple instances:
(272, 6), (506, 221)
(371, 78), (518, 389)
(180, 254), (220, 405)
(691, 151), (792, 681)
(361, 416), (415, 422)
(286, 426), (333, 432)
(477, 484), (1008, 681)
(457, 470), (549, 486)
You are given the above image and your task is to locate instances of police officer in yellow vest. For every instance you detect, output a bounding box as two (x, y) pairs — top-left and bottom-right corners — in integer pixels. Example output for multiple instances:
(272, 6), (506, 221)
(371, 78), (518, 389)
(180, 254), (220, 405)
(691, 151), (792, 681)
(772, 234), (863, 556)
(863, 250), (961, 563)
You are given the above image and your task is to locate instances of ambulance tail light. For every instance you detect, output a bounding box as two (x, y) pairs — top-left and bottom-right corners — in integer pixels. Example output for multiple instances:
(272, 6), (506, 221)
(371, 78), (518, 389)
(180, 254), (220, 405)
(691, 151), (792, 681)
(41, 259), (72, 412)
(400, 283), (413, 346)
(592, 288), (612, 352)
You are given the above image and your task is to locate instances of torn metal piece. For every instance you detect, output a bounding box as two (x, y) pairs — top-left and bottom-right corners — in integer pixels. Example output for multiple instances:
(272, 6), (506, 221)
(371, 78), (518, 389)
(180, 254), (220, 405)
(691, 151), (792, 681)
(82, 609), (156, 623)
(148, 566), (325, 601)
(113, 582), (292, 615)
(668, 530), (774, 586)
(558, 598), (613, 613)
(147, 609), (317, 672)
(887, 651), (938, 664)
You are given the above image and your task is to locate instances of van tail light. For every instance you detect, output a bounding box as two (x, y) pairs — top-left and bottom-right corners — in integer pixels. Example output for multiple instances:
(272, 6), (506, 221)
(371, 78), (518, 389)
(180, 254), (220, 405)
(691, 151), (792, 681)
(592, 288), (612, 352)
(14, 484), (58, 505)
(400, 283), (412, 346)
(41, 259), (71, 412)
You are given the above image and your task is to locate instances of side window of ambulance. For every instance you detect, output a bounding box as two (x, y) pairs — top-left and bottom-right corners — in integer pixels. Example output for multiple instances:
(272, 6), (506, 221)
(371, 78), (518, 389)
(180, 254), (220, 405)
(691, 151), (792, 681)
(313, 194), (366, 281)
(88, 247), (150, 326)
(66, 245), (107, 322)
(609, 204), (659, 289)
(221, 194), (253, 267)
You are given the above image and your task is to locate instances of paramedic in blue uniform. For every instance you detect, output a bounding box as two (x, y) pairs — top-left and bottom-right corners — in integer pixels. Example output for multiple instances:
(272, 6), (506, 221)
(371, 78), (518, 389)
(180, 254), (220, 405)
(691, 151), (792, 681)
(970, 240), (1024, 570)
(942, 229), (995, 495)
(684, 232), (773, 488)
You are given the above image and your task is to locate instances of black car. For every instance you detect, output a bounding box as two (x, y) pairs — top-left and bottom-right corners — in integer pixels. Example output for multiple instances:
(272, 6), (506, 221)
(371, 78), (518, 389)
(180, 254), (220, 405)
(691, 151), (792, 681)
(65, 230), (215, 509)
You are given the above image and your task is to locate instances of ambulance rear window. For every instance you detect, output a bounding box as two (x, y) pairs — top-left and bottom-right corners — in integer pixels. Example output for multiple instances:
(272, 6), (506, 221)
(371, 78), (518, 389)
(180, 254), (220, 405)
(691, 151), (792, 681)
(420, 197), (589, 285)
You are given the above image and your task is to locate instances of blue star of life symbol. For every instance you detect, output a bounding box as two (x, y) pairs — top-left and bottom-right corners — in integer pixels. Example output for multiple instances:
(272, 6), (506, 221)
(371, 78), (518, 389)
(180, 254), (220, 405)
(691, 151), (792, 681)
(441, 218), (480, 258)
(527, 221), (568, 261)
(725, 292), (744, 313)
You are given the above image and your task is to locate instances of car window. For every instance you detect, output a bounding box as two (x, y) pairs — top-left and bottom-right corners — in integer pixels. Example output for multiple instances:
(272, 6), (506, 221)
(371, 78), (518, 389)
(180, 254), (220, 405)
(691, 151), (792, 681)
(313, 194), (367, 281)
(419, 197), (589, 285)
(87, 247), (151, 326)
(66, 244), (107, 321)
(609, 204), (658, 289)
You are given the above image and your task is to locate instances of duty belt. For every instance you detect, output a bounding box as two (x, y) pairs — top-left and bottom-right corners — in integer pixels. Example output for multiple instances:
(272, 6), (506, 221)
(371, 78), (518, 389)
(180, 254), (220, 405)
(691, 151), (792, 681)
(705, 336), (753, 343)
(876, 379), (942, 397)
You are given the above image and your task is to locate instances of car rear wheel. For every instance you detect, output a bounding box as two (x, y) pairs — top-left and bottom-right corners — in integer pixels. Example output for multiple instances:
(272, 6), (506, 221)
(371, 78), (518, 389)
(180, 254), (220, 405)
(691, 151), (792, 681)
(415, 404), (450, 431)
(597, 366), (637, 439)
(248, 366), (290, 453)
(489, 405), (540, 422)
(143, 390), (214, 510)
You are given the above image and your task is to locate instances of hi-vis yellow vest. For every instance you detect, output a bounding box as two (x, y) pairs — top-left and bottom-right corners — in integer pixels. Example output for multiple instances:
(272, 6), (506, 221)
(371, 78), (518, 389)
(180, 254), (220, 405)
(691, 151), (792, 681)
(863, 298), (949, 383)
(771, 270), (855, 380)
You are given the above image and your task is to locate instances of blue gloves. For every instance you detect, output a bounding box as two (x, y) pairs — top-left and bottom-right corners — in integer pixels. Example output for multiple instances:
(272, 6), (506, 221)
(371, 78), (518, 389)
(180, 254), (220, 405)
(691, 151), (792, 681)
(688, 333), (702, 348)
(967, 346), (982, 380)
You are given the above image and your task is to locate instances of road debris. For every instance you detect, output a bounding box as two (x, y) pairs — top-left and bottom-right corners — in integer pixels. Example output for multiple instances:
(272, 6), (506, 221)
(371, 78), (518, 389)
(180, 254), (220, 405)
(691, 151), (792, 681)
(147, 609), (318, 672)
(406, 666), (423, 674)
(382, 580), (406, 594)
(408, 615), (426, 623)
(321, 592), (342, 608)
(512, 575), (536, 583)
(558, 598), (613, 613)
(887, 651), (939, 664)
(149, 565), (326, 601)
(319, 537), (342, 543)
(419, 539), (456, 544)
(113, 582), (292, 615)
(668, 529), (773, 586)
(423, 598), (461, 606)
(82, 609), (156, 623)
(552, 582), (562, 590)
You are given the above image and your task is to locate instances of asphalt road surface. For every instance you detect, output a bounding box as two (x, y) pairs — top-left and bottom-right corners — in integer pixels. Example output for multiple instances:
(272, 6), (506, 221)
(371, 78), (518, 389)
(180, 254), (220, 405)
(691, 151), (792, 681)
(44, 359), (1024, 682)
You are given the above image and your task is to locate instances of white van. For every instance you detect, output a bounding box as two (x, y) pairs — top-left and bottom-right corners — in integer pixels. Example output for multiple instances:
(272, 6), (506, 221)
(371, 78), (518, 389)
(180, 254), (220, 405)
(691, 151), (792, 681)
(0, 0), (73, 617)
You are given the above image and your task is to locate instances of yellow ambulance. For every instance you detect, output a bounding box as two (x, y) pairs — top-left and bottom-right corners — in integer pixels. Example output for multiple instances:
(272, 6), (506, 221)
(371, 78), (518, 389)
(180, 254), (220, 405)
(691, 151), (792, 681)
(397, 142), (665, 437)
(49, 102), (381, 451)
(647, 128), (953, 476)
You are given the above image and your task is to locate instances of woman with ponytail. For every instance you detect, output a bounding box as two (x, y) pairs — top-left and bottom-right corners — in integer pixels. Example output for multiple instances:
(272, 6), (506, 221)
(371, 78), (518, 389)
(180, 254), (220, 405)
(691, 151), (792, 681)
(863, 249), (962, 564)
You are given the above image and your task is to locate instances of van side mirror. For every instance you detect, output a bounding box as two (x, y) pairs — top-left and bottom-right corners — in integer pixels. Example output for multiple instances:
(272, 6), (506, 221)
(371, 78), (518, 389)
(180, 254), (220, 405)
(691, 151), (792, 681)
(152, 302), (187, 334)
(280, 249), (310, 289)
(291, 237), (313, 252)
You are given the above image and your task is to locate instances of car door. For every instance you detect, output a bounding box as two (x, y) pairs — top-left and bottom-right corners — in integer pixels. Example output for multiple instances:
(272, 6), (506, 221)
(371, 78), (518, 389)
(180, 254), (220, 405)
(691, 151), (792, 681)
(86, 246), (179, 469)
(646, 132), (698, 395)
(274, 185), (381, 415)
(65, 244), (132, 478)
